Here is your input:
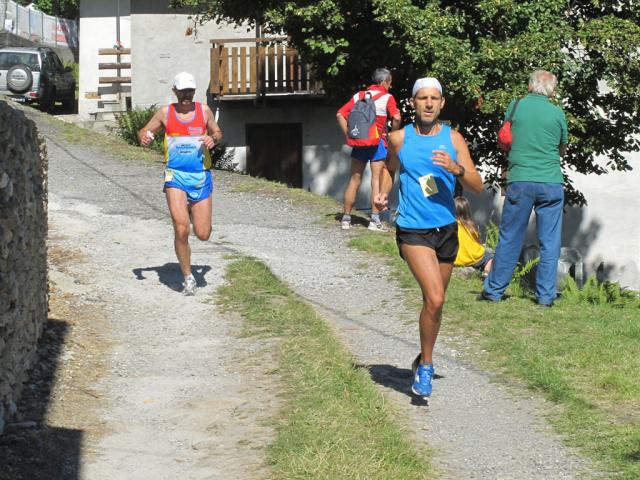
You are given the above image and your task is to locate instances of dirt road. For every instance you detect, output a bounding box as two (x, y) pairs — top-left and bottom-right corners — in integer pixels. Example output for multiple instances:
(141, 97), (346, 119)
(3, 109), (593, 479)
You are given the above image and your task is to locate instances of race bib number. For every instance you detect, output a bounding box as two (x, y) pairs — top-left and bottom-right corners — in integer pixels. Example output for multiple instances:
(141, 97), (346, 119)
(164, 169), (174, 182)
(418, 174), (438, 197)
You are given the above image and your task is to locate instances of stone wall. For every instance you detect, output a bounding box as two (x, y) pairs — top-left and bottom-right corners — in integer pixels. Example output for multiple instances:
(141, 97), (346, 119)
(0, 100), (48, 433)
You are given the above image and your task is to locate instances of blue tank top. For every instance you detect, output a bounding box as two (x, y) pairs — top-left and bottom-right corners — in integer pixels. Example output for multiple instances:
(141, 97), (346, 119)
(396, 123), (457, 229)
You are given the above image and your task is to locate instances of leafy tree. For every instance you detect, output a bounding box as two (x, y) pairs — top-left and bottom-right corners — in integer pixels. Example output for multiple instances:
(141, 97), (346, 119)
(172, 0), (640, 205)
(16, 0), (79, 19)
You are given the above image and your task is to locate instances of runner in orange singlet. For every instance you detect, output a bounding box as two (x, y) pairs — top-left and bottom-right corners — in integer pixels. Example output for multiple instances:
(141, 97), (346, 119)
(139, 72), (222, 295)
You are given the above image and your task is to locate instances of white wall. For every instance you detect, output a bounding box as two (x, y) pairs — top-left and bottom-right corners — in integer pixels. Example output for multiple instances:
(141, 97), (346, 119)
(467, 153), (640, 290)
(562, 153), (640, 289)
(78, 0), (131, 119)
(130, 1), (253, 109)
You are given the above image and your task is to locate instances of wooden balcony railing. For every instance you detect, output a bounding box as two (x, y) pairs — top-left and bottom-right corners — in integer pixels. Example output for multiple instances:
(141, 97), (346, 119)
(210, 37), (322, 97)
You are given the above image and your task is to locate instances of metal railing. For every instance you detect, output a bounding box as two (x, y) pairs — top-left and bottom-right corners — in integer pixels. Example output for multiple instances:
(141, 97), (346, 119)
(0, 0), (78, 48)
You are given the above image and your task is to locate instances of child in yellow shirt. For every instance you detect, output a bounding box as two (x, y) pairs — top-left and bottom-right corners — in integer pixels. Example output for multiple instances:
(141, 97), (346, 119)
(454, 196), (494, 278)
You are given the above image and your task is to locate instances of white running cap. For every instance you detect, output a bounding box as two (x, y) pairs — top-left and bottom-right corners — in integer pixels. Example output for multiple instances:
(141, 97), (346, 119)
(173, 72), (197, 90)
(412, 77), (443, 97)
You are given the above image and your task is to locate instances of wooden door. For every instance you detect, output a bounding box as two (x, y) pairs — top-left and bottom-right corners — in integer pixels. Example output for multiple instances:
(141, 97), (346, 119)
(246, 123), (302, 187)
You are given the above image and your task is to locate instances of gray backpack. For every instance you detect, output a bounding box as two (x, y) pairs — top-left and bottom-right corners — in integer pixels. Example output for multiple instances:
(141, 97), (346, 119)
(346, 90), (385, 147)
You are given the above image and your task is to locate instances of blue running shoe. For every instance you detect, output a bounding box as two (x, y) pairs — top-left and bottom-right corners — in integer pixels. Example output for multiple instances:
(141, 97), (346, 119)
(412, 363), (434, 397)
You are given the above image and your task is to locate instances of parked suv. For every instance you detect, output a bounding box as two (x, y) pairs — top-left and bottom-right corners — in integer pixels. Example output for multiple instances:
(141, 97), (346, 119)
(0, 46), (75, 110)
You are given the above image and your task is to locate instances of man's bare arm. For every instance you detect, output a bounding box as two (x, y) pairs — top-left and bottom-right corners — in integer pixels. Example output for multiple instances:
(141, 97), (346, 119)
(450, 130), (483, 194)
(336, 112), (348, 137)
(204, 105), (223, 144)
(375, 129), (403, 211)
(390, 113), (401, 132)
(138, 107), (166, 146)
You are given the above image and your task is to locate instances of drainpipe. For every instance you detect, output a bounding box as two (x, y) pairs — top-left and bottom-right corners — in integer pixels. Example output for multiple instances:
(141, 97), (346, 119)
(0, 1), (7, 33)
(115, 0), (120, 45)
(255, 21), (261, 103)
(115, 0), (121, 106)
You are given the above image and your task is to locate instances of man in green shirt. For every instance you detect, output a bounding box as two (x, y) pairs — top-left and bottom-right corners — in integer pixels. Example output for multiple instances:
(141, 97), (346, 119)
(480, 70), (568, 306)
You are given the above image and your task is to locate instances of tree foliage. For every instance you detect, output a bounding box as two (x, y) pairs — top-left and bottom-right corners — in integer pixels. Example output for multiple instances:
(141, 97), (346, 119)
(172, 0), (640, 205)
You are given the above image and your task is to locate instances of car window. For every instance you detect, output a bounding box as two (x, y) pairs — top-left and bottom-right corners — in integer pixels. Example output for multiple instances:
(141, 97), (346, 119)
(51, 53), (65, 72)
(0, 52), (40, 71)
(43, 54), (57, 72)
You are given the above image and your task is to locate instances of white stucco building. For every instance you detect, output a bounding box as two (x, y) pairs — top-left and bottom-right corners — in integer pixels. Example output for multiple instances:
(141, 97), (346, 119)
(78, 0), (359, 201)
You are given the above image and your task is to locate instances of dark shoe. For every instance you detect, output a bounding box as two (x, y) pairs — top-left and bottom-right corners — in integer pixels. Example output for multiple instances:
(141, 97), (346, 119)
(476, 291), (500, 302)
(535, 300), (554, 307)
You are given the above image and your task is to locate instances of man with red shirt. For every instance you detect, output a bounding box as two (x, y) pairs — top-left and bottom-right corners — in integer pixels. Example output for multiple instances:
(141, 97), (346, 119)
(337, 68), (401, 231)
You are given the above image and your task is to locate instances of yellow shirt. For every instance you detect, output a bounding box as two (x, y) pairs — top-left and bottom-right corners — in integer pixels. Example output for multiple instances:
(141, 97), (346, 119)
(454, 220), (485, 267)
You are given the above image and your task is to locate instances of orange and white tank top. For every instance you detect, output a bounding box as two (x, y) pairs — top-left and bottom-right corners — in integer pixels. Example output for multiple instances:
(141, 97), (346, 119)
(164, 102), (212, 171)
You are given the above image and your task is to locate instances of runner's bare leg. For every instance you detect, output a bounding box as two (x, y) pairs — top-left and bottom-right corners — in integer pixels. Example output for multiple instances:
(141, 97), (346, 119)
(166, 188), (192, 277)
(343, 159), (366, 215)
(190, 194), (212, 241)
(401, 244), (454, 364)
(369, 160), (384, 215)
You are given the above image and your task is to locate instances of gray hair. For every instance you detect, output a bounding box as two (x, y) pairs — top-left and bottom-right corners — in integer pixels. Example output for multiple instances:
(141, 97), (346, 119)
(372, 68), (392, 84)
(528, 70), (557, 97)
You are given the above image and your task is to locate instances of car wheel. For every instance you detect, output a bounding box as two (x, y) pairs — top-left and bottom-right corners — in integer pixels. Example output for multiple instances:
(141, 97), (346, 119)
(40, 87), (56, 112)
(6, 64), (33, 94)
(62, 90), (76, 111)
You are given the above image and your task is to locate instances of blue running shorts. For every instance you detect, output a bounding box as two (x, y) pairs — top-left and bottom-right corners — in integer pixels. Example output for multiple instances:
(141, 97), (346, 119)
(351, 138), (387, 162)
(164, 169), (213, 202)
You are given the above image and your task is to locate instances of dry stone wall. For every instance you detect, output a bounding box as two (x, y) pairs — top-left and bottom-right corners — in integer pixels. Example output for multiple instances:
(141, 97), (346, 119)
(0, 100), (48, 434)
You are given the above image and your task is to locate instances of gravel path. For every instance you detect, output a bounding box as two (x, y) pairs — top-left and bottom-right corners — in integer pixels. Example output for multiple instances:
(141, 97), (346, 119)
(33, 108), (594, 479)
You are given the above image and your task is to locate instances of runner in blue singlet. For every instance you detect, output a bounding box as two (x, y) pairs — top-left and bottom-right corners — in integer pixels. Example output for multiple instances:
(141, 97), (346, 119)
(375, 78), (484, 398)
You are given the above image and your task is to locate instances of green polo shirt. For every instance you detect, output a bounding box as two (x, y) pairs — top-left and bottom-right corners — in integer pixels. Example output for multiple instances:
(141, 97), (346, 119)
(505, 93), (568, 184)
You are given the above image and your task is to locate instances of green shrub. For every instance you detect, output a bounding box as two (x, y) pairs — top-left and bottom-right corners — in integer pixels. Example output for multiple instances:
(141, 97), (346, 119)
(560, 275), (640, 308)
(63, 61), (79, 84)
(212, 143), (237, 171)
(484, 220), (499, 250)
(507, 256), (540, 298)
(113, 106), (164, 152)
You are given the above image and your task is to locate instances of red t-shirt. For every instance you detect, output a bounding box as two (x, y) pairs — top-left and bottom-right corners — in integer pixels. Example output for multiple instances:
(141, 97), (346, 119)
(338, 84), (400, 145)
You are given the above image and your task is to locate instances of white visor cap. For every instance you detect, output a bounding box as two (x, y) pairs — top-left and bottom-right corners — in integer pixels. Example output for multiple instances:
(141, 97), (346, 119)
(173, 72), (197, 90)
(412, 77), (443, 97)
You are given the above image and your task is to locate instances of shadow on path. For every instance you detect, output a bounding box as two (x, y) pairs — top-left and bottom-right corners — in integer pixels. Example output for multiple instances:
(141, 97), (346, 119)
(331, 211), (370, 228)
(0, 319), (82, 480)
(357, 363), (445, 407)
(133, 263), (212, 292)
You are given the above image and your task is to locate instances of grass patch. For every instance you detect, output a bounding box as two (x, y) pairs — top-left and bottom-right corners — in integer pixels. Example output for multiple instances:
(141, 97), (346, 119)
(216, 257), (433, 479)
(57, 121), (164, 165)
(349, 233), (640, 479)
(15, 103), (164, 165)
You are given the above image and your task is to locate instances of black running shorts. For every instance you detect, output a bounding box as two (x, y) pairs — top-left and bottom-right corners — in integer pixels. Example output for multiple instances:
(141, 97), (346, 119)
(396, 222), (459, 263)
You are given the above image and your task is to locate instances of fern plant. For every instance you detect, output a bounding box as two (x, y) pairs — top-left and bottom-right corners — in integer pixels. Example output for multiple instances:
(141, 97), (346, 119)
(484, 221), (499, 250)
(559, 275), (640, 308)
(212, 143), (237, 171)
(508, 257), (540, 298)
(113, 106), (164, 152)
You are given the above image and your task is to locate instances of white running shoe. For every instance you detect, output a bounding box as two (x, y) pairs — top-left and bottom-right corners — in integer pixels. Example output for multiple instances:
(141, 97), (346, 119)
(367, 221), (389, 232)
(183, 275), (197, 296)
(341, 219), (351, 230)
